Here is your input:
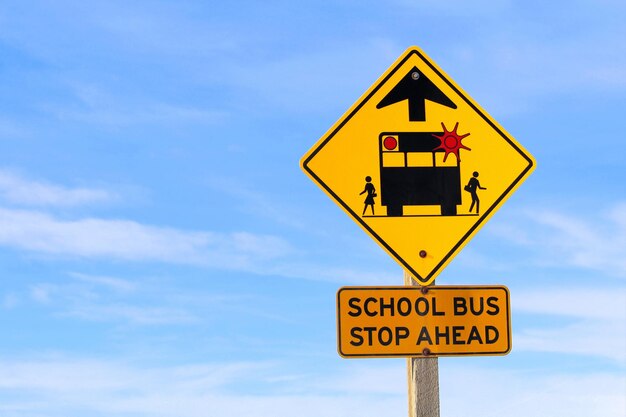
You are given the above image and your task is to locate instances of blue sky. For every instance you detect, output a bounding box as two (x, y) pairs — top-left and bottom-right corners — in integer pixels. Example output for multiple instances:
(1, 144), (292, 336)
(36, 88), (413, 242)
(0, 0), (624, 416)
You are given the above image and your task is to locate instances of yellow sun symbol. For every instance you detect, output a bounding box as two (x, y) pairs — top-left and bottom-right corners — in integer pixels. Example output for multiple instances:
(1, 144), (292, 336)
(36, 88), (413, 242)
(432, 122), (471, 162)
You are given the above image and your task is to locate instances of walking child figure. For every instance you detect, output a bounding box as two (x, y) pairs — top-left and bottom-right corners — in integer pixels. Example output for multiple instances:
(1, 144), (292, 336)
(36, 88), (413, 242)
(465, 171), (487, 214)
(360, 176), (376, 216)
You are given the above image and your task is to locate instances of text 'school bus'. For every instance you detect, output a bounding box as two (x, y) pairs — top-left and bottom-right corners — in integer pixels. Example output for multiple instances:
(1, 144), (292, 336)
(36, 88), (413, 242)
(379, 132), (461, 217)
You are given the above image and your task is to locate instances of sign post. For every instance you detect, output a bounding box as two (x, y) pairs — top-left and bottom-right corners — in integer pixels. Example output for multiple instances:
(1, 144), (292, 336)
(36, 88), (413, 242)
(405, 273), (439, 417)
(301, 46), (535, 417)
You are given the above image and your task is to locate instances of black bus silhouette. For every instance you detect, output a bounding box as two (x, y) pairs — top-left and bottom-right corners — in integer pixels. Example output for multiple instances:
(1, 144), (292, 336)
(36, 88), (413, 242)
(378, 132), (461, 216)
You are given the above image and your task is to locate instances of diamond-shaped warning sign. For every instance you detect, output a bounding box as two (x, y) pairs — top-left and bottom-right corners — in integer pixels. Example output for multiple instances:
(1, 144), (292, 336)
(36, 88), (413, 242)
(301, 46), (535, 285)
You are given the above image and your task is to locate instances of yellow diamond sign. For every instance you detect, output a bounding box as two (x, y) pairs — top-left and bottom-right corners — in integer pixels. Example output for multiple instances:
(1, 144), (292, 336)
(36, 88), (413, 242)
(301, 46), (535, 285)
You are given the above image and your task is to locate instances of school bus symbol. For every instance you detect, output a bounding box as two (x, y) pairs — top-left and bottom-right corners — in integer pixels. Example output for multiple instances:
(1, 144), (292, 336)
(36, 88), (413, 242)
(379, 129), (468, 216)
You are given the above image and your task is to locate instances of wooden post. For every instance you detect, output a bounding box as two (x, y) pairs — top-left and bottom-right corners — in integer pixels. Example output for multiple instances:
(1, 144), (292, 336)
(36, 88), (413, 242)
(405, 271), (440, 417)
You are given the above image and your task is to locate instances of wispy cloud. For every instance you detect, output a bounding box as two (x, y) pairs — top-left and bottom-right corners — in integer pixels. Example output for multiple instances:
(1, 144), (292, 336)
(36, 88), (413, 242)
(1, 292), (19, 309)
(460, 203), (626, 363)
(45, 81), (228, 127)
(69, 272), (137, 293)
(0, 207), (293, 267)
(514, 287), (626, 320)
(0, 168), (394, 284)
(0, 357), (404, 417)
(441, 365), (626, 417)
(25, 272), (264, 326)
(204, 176), (309, 230)
(0, 357), (623, 417)
(514, 318), (626, 364)
(512, 287), (626, 363)
(490, 202), (626, 277)
(0, 358), (269, 395)
(483, 205), (626, 362)
(0, 170), (115, 207)
(29, 280), (197, 325)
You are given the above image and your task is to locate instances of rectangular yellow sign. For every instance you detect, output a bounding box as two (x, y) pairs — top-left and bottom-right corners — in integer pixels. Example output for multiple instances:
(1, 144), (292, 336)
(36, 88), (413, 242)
(337, 286), (511, 357)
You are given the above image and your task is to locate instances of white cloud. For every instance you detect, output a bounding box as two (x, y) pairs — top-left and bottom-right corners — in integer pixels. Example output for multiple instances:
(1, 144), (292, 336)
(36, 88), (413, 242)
(204, 176), (309, 230)
(69, 272), (137, 293)
(1, 292), (19, 309)
(478, 214), (626, 362)
(0, 158), (398, 285)
(514, 287), (626, 320)
(33, 281), (198, 325)
(24, 273), (258, 326)
(304, 363), (405, 395)
(515, 318), (626, 364)
(511, 286), (626, 363)
(0, 207), (293, 267)
(454, 214), (626, 364)
(46, 81), (228, 127)
(0, 170), (115, 207)
(490, 203), (626, 277)
(0, 358), (266, 394)
(0, 357), (623, 417)
(0, 202), (393, 284)
(28, 278), (195, 326)
(30, 284), (53, 304)
(441, 365), (626, 417)
(0, 358), (403, 417)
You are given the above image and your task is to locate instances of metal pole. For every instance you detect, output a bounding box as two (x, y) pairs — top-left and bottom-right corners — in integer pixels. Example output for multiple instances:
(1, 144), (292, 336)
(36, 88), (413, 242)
(405, 271), (440, 417)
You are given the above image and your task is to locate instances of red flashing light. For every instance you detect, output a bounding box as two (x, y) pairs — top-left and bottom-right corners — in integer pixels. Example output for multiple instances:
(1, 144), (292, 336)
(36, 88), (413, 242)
(383, 136), (398, 150)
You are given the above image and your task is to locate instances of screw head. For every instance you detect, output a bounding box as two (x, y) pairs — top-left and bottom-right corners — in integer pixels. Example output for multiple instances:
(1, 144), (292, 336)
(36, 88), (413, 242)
(422, 348), (431, 356)
(419, 250), (427, 258)
(411, 71), (420, 80)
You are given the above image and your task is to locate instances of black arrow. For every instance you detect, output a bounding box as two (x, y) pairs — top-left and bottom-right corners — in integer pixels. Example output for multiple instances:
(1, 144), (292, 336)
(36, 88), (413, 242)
(376, 66), (457, 121)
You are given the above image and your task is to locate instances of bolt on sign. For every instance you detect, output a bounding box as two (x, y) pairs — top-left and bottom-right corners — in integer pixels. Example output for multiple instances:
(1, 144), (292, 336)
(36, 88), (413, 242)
(301, 46), (535, 285)
(337, 286), (511, 357)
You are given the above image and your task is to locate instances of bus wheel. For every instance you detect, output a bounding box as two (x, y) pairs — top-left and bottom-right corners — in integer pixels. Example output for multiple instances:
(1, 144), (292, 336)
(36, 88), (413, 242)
(441, 204), (457, 216)
(387, 204), (404, 217)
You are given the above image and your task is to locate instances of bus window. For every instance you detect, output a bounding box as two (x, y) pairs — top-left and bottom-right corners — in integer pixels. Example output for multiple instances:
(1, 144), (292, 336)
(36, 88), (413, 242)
(435, 152), (458, 167)
(383, 152), (405, 167)
(406, 152), (433, 167)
